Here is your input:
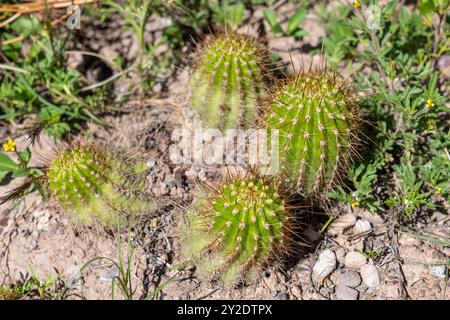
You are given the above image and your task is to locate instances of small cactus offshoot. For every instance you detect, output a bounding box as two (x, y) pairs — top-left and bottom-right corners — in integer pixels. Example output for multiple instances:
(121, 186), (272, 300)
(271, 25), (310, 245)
(46, 140), (153, 225)
(190, 32), (269, 132)
(180, 175), (294, 285)
(265, 70), (360, 197)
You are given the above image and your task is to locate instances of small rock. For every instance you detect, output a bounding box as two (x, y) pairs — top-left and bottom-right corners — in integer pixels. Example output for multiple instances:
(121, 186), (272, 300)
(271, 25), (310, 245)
(335, 285), (359, 300)
(328, 214), (357, 236)
(312, 249), (337, 284)
(430, 265), (447, 279)
(36, 210), (51, 231)
(344, 251), (367, 269)
(353, 219), (372, 235)
(146, 160), (156, 169)
(336, 269), (362, 288)
(360, 264), (381, 288)
(335, 247), (346, 265)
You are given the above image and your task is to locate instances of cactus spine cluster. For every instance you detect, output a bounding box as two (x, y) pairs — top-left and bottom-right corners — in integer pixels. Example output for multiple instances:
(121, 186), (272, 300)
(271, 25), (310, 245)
(190, 33), (268, 132)
(47, 141), (153, 225)
(265, 71), (359, 197)
(181, 175), (294, 284)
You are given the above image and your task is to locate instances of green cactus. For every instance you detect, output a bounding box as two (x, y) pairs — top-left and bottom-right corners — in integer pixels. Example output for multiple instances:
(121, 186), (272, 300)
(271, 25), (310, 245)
(180, 175), (294, 285)
(46, 141), (153, 225)
(265, 70), (360, 197)
(190, 32), (268, 132)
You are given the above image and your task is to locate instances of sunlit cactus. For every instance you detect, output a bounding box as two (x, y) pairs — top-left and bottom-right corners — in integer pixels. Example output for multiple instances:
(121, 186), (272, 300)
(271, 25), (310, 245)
(190, 32), (269, 131)
(265, 70), (360, 197)
(180, 174), (295, 285)
(46, 140), (153, 225)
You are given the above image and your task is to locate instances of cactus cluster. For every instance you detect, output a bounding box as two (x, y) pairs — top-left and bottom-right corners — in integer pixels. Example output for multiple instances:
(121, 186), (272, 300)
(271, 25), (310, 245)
(181, 175), (294, 284)
(190, 32), (268, 132)
(47, 141), (153, 225)
(182, 33), (362, 284)
(265, 71), (359, 197)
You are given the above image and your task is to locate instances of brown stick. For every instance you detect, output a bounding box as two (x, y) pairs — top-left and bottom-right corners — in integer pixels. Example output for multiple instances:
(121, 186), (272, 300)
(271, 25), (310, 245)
(0, 0), (97, 13)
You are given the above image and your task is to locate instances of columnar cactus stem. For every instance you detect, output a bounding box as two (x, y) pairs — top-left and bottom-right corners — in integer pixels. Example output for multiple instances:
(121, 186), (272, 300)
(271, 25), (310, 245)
(190, 32), (269, 132)
(180, 175), (295, 284)
(46, 141), (153, 225)
(265, 70), (360, 197)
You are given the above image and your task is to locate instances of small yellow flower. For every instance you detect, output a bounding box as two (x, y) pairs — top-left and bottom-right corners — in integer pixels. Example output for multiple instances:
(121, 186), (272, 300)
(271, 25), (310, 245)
(422, 17), (430, 26)
(3, 138), (16, 152)
(435, 187), (442, 195)
(426, 99), (435, 109)
(351, 200), (360, 208)
(353, 0), (361, 8)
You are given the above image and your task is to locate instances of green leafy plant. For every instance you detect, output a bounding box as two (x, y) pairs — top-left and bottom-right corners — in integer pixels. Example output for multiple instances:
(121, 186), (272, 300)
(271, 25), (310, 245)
(263, 5), (308, 37)
(319, 0), (449, 218)
(329, 163), (380, 213)
(0, 267), (67, 300)
(180, 174), (295, 285)
(190, 32), (269, 131)
(210, 2), (245, 29)
(386, 163), (435, 218)
(0, 138), (47, 200)
(0, 16), (107, 138)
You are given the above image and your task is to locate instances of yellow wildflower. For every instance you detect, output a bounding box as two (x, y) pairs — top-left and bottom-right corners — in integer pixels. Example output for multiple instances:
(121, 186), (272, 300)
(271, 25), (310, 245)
(3, 138), (16, 152)
(422, 17), (430, 26)
(426, 99), (435, 109)
(353, 0), (361, 8)
(435, 187), (442, 195)
(351, 200), (360, 207)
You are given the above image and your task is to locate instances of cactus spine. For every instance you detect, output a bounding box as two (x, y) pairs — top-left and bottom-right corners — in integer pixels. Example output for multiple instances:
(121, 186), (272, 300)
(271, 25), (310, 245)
(181, 175), (294, 284)
(265, 70), (359, 197)
(47, 141), (153, 225)
(190, 33), (268, 132)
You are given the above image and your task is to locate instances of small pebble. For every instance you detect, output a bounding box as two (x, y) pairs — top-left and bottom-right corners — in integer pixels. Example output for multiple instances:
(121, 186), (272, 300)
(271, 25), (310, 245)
(430, 265), (447, 279)
(312, 249), (337, 284)
(335, 285), (359, 300)
(336, 269), (362, 288)
(335, 247), (346, 265)
(360, 264), (381, 288)
(353, 219), (372, 234)
(344, 251), (367, 269)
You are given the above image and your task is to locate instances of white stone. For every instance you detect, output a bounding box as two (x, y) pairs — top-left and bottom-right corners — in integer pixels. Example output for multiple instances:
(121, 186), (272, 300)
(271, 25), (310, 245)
(344, 251), (367, 269)
(360, 264), (381, 288)
(353, 219), (372, 235)
(335, 285), (359, 300)
(430, 265), (447, 279)
(336, 269), (361, 288)
(312, 249), (337, 284)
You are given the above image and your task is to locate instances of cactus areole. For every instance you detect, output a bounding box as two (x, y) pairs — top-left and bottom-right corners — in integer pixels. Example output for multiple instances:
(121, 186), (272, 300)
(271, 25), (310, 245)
(190, 33), (267, 132)
(181, 176), (293, 284)
(266, 71), (359, 197)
